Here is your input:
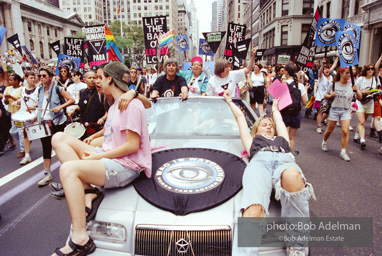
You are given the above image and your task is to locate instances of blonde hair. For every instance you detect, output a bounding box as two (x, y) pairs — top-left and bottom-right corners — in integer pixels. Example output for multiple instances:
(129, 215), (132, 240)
(251, 117), (275, 137)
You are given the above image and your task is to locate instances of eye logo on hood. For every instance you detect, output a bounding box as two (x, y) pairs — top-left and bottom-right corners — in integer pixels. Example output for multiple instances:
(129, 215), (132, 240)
(155, 158), (225, 194)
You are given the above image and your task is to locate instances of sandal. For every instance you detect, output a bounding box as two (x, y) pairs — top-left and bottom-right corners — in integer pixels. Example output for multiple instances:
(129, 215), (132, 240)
(54, 237), (96, 256)
(85, 187), (104, 222)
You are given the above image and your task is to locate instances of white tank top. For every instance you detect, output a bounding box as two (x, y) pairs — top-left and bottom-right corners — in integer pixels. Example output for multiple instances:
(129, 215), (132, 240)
(251, 72), (265, 87)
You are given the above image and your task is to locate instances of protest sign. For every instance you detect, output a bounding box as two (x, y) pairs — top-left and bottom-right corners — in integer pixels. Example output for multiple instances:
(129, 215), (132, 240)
(85, 24), (107, 67)
(176, 35), (190, 52)
(0, 26), (7, 46)
(296, 8), (321, 70)
(266, 79), (292, 111)
(315, 18), (345, 46)
(343, 22), (361, 49)
(55, 53), (81, 75)
(199, 38), (214, 56)
(224, 22), (246, 64)
(336, 31), (358, 67)
(22, 46), (37, 64)
(142, 16), (167, 64)
(202, 32), (226, 53)
(277, 55), (290, 65)
(64, 37), (85, 70)
(255, 49), (266, 62)
(7, 34), (23, 55)
(49, 40), (61, 56)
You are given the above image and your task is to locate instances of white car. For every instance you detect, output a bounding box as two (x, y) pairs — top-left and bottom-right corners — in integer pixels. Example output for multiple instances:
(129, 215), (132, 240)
(84, 97), (285, 256)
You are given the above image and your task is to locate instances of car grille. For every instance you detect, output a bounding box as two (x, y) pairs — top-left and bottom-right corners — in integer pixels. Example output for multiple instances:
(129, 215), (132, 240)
(134, 225), (232, 256)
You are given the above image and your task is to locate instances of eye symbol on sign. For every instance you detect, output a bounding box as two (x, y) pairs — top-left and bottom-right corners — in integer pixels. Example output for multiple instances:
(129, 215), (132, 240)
(339, 35), (356, 64)
(319, 22), (339, 44)
(200, 41), (211, 54)
(178, 36), (188, 50)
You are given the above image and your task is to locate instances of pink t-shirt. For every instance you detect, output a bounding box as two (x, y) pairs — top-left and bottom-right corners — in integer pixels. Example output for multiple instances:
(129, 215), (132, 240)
(101, 97), (152, 178)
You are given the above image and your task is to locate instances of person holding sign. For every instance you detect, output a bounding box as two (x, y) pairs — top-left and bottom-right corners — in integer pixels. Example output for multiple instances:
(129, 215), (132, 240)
(206, 47), (257, 97)
(321, 67), (362, 161)
(224, 90), (315, 256)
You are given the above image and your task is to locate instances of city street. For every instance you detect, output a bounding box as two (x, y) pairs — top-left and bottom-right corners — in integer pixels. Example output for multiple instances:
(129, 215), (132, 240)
(0, 109), (381, 256)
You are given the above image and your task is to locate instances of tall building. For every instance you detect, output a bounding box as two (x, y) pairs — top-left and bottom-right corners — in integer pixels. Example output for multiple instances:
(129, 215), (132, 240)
(1, 0), (84, 60)
(211, 1), (217, 32)
(59, 0), (104, 25)
(244, 0), (260, 56)
(187, 0), (199, 57)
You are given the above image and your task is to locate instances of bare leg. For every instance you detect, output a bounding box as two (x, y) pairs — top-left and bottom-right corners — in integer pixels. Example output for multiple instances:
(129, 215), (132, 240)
(43, 159), (51, 171)
(356, 112), (368, 140)
(287, 127), (298, 151)
(52, 160), (106, 256)
(323, 120), (337, 142)
(316, 110), (323, 127)
(258, 104), (264, 118)
(340, 120), (350, 149)
(23, 131), (31, 154)
(281, 168), (305, 192)
(374, 116), (381, 131)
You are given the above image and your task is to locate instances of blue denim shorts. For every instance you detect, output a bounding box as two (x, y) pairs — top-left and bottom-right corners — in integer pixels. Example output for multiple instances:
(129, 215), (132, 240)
(240, 151), (308, 215)
(95, 147), (141, 188)
(328, 107), (351, 121)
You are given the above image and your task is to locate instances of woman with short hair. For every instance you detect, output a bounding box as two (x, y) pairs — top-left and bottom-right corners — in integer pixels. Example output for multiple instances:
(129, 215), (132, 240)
(249, 63), (268, 117)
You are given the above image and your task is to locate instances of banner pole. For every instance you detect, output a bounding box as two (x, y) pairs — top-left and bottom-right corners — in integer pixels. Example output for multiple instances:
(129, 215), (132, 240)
(350, 66), (355, 87)
(184, 51), (186, 61)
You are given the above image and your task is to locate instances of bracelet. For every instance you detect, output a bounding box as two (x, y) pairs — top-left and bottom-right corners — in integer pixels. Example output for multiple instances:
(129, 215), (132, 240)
(134, 90), (139, 98)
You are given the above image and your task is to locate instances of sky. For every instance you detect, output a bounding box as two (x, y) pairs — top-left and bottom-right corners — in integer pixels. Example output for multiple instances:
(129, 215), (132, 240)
(190, 0), (213, 38)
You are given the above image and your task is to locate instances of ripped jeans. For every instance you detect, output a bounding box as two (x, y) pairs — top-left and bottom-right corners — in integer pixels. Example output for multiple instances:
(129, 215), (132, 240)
(233, 151), (315, 255)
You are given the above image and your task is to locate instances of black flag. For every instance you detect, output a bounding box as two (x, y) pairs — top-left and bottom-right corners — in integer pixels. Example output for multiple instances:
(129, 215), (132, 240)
(202, 32), (226, 54)
(49, 40), (61, 56)
(7, 34), (23, 55)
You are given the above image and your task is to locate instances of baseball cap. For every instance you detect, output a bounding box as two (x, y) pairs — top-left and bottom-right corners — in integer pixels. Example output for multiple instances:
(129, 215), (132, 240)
(103, 62), (130, 92)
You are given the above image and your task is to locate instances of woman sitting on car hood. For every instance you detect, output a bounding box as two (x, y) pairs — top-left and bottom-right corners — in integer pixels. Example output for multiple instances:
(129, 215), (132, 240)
(223, 90), (315, 256)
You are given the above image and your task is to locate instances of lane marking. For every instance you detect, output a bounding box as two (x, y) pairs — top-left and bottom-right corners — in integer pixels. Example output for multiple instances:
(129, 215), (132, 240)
(0, 160), (61, 206)
(0, 152), (56, 187)
(0, 194), (50, 238)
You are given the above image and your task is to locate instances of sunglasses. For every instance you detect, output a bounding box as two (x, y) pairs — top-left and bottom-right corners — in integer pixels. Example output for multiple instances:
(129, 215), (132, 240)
(38, 74), (48, 78)
(60, 70), (68, 73)
(366, 67), (374, 71)
(131, 71), (136, 73)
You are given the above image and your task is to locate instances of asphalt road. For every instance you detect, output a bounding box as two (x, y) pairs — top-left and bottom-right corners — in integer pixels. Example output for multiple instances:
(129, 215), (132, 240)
(0, 108), (381, 256)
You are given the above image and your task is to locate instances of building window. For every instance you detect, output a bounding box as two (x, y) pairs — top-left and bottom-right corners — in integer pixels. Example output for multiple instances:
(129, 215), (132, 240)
(281, 25), (288, 46)
(38, 24), (41, 34)
(354, 0), (362, 15)
(273, 2), (276, 18)
(301, 24), (310, 44)
(342, 0), (349, 19)
(40, 41), (44, 59)
(30, 40), (34, 51)
(282, 0), (289, 16)
(303, 0), (313, 15)
(55, 29), (58, 37)
(47, 27), (50, 36)
(27, 21), (32, 32)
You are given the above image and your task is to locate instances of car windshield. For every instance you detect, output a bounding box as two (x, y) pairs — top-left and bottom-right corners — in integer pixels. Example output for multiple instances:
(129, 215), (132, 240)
(146, 97), (256, 137)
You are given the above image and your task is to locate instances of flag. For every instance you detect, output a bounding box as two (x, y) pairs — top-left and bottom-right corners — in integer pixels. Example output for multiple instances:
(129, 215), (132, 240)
(105, 25), (122, 62)
(158, 30), (174, 48)
(305, 96), (315, 109)
(117, 0), (121, 14)
(7, 34), (23, 55)
(0, 26), (6, 46)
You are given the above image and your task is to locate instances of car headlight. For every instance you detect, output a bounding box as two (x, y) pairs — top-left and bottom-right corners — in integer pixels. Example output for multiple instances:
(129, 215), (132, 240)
(86, 221), (127, 243)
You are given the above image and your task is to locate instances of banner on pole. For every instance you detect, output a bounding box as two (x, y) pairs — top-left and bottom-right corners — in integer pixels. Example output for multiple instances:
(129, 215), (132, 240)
(0, 26), (7, 47)
(22, 46), (37, 64)
(199, 38), (214, 56)
(202, 32), (226, 54)
(224, 22), (246, 64)
(176, 35), (190, 52)
(142, 16), (168, 64)
(315, 18), (345, 46)
(55, 53), (81, 75)
(343, 22), (361, 49)
(85, 24), (107, 67)
(336, 31), (358, 67)
(49, 40), (61, 56)
(7, 34), (23, 55)
(64, 37), (85, 70)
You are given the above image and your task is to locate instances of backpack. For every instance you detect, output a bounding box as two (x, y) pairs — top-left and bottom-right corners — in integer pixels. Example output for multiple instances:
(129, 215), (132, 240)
(281, 80), (302, 116)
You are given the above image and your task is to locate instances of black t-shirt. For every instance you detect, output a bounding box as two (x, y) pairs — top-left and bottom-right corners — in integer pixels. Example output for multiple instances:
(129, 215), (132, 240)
(77, 88), (105, 124)
(151, 75), (187, 97)
(249, 135), (291, 160)
(127, 76), (147, 92)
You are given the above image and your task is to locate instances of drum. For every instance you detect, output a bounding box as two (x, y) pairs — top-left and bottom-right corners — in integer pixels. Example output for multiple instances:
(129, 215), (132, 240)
(12, 111), (37, 127)
(64, 122), (86, 139)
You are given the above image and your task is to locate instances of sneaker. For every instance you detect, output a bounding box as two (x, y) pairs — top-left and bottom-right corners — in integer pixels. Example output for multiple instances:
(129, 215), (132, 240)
(360, 142), (366, 150)
(287, 246), (309, 256)
(353, 138), (360, 144)
(316, 127), (322, 134)
(321, 142), (328, 152)
(20, 156), (32, 165)
(50, 189), (65, 200)
(37, 173), (52, 186)
(349, 126), (353, 131)
(49, 182), (63, 191)
(6, 144), (16, 151)
(340, 152), (351, 161)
